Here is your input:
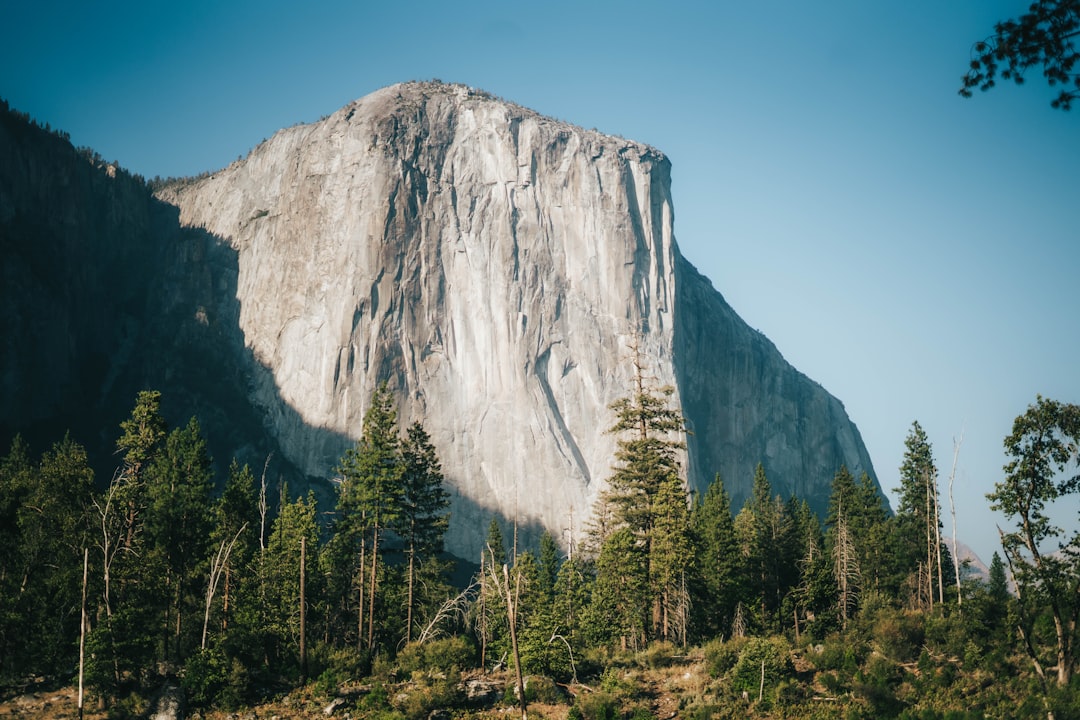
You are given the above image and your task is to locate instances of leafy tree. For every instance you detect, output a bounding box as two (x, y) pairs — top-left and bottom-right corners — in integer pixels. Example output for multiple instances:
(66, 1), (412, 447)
(396, 421), (450, 644)
(987, 395), (1080, 688)
(961, 0), (1080, 110)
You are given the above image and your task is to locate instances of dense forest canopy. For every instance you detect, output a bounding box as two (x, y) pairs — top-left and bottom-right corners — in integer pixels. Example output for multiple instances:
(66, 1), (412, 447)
(3, 381), (1078, 719)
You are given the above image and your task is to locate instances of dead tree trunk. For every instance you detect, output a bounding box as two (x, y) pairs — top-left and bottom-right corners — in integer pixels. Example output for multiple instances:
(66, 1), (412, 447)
(202, 524), (247, 650)
(948, 430), (964, 606)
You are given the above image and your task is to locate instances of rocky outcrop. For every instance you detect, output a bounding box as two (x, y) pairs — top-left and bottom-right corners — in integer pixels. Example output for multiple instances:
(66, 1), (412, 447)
(157, 81), (876, 553)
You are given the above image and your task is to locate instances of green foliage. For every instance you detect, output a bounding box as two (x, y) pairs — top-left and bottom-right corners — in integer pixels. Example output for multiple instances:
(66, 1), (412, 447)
(728, 636), (794, 702)
(872, 609), (925, 663)
(704, 636), (748, 677)
(602, 368), (689, 644)
(690, 475), (741, 641)
(811, 633), (866, 673)
(392, 673), (462, 720)
(0, 433), (95, 679)
(960, 0), (1080, 110)
(11, 385), (1080, 719)
(396, 636), (477, 675)
(396, 421), (451, 644)
(572, 691), (620, 720)
(588, 528), (648, 650)
(182, 646), (249, 710)
(988, 395), (1080, 687)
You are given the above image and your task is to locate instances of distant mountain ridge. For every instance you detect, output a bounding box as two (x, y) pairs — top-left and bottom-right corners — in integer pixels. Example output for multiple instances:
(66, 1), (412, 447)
(1, 83), (878, 558)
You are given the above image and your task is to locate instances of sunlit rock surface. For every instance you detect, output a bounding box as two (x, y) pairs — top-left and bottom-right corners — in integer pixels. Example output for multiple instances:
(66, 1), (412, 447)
(157, 81), (876, 555)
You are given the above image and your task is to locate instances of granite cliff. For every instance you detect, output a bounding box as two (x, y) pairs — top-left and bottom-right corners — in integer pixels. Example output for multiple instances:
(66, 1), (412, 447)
(153, 81), (876, 554)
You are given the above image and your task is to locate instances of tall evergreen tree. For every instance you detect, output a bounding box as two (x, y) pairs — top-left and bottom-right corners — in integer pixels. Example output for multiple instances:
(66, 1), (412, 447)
(599, 352), (687, 642)
(88, 392), (169, 697)
(588, 527), (648, 650)
(651, 471), (692, 644)
(144, 416), (215, 663)
(737, 464), (796, 632)
(897, 421), (946, 609)
(204, 460), (259, 654)
(0, 436), (33, 679)
(690, 475), (740, 641)
(396, 421), (450, 644)
(336, 383), (403, 651)
(261, 489), (320, 680)
(6, 436), (95, 677)
(538, 530), (560, 602)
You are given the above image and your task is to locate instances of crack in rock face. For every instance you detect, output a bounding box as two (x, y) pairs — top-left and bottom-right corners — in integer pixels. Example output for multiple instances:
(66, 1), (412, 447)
(157, 81), (878, 558)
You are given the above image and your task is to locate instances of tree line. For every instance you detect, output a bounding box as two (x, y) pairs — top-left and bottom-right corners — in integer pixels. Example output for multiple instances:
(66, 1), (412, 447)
(1, 380), (1077, 717)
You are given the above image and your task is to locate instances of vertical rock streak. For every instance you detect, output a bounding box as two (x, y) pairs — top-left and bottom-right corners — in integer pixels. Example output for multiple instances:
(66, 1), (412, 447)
(158, 82), (875, 556)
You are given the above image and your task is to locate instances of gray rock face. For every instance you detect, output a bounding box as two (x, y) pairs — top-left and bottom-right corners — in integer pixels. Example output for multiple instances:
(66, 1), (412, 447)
(157, 81), (876, 555)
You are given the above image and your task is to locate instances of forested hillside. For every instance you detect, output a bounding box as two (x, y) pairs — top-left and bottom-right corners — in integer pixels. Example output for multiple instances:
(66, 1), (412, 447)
(3, 383), (1078, 719)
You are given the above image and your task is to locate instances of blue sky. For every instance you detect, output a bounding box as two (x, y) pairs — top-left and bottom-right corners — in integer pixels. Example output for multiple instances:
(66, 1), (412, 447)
(3, 1), (1078, 564)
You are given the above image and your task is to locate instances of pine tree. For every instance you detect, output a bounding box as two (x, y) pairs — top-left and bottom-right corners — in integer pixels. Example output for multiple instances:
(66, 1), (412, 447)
(88, 392), (169, 696)
(896, 421), (946, 609)
(203, 460), (258, 652)
(261, 489), (320, 679)
(336, 383), (403, 651)
(4, 435), (95, 678)
(737, 464), (796, 632)
(144, 416), (215, 663)
(538, 531), (560, 602)
(651, 471), (692, 644)
(599, 352), (687, 642)
(553, 554), (591, 647)
(0, 436), (33, 679)
(478, 518), (509, 667)
(589, 527), (648, 650)
(789, 497), (832, 640)
(396, 421), (450, 644)
(690, 475), (740, 641)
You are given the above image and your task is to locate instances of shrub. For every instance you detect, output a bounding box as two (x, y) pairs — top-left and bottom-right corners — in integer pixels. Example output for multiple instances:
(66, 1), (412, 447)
(704, 636), (749, 678)
(874, 610), (925, 663)
(525, 675), (564, 704)
(637, 641), (677, 669)
(573, 691), (619, 720)
(393, 675), (462, 720)
(182, 646), (248, 710)
(813, 633), (865, 673)
(396, 635), (477, 675)
(729, 636), (794, 703)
